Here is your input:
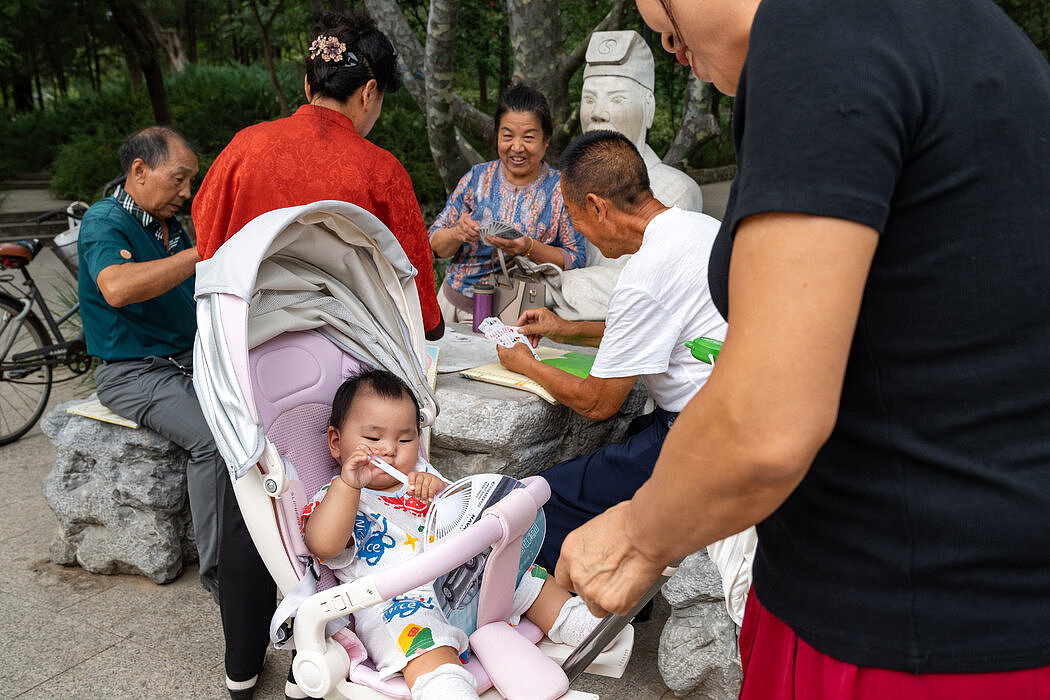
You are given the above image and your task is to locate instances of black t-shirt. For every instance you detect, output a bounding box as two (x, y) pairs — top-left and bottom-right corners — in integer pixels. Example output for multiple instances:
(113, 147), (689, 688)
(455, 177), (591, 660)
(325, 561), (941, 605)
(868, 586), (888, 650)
(710, 0), (1050, 673)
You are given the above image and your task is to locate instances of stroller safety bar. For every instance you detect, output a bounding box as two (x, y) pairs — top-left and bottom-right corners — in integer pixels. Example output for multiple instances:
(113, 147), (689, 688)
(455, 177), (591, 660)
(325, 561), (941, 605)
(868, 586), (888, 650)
(291, 476), (553, 697)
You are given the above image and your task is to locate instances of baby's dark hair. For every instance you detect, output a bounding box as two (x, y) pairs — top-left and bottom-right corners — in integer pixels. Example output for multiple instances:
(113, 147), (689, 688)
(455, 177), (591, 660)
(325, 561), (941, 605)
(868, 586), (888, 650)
(329, 369), (420, 429)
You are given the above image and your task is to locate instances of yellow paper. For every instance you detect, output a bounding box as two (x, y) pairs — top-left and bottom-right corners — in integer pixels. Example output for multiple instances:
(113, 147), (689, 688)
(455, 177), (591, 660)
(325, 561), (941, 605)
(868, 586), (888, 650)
(458, 347), (581, 405)
(66, 396), (139, 429)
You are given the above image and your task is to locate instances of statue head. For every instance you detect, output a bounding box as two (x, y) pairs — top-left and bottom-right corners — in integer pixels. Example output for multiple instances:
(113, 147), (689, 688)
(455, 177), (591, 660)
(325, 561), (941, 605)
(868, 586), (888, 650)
(581, 31), (656, 152)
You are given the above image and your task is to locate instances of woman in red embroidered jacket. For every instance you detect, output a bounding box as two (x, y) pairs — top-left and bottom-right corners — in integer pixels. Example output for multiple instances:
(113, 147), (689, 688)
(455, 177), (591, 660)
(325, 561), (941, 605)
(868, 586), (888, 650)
(193, 11), (443, 340)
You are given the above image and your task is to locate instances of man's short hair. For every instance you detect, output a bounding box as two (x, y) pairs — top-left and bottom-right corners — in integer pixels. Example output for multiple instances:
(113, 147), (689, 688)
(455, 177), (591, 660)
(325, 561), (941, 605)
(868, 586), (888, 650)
(560, 130), (651, 211)
(118, 126), (196, 174)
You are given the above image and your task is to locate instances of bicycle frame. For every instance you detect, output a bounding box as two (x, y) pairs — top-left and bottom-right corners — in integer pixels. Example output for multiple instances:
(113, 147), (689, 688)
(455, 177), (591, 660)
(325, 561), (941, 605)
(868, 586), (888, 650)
(0, 256), (83, 375)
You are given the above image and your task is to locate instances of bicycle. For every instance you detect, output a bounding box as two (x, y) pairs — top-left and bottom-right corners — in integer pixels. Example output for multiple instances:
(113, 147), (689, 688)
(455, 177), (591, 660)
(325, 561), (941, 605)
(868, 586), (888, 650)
(0, 200), (94, 445)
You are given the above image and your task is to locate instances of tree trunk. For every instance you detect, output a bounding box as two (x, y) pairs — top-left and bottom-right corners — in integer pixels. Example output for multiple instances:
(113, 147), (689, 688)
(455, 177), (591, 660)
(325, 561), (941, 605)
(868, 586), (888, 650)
(248, 0), (290, 115)
(45, 50), (68, 97)
(425, 0), (475, 190)
(663, 73), (720, 167)
(30, 50), (44, 110)
(185, 0), (198, 64)
(505, 0), (565, 117)
(498, 20), (510, 99)
(11, 70), (33, 112)
(365, 0), (490, 156)
(110, 1), (173, 124)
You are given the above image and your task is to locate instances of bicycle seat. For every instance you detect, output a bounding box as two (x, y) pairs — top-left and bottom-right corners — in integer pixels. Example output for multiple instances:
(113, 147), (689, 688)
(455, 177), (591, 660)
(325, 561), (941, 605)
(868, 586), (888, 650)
(0, 240), (42, 269)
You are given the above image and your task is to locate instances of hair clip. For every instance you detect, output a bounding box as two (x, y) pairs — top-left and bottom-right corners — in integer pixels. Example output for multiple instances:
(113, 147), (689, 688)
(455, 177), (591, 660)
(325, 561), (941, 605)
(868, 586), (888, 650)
(309, 35), (347, 63)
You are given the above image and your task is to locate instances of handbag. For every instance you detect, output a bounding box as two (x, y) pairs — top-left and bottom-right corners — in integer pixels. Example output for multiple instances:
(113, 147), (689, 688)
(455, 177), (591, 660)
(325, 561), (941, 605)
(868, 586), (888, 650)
(491, 250), (548, 324)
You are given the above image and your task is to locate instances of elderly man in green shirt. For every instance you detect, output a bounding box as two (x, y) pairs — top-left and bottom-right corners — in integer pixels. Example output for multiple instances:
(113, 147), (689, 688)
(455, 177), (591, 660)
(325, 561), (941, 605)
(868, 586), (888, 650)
(77, 126), (220, 596)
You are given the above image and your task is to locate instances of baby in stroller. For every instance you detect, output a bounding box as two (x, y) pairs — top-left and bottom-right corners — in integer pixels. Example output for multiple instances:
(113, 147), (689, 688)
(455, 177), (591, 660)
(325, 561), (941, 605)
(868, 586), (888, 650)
(303, 369), (610, 700)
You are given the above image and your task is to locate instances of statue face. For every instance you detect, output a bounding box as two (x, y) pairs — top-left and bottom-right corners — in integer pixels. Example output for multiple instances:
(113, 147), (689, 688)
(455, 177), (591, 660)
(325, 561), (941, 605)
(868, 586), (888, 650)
(580, 75), (652, 151)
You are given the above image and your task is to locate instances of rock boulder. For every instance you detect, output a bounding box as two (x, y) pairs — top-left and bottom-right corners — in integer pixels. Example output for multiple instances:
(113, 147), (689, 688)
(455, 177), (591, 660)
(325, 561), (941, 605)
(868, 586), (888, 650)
(429, 375), (650, 480)
(658, 549), (742, 698)
(40, 402), (196, 584)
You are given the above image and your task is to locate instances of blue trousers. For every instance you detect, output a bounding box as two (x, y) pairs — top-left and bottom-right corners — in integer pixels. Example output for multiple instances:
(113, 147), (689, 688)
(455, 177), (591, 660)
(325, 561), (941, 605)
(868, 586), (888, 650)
(536, 407), (677, 572)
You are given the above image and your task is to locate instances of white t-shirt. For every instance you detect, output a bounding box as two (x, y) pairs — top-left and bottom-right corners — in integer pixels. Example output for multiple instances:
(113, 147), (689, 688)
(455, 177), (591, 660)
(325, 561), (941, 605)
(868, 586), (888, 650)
(590, 207), (726, 412)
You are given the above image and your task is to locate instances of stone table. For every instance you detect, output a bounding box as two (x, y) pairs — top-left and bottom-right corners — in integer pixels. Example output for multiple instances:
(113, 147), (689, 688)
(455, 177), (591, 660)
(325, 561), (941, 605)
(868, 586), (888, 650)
(426, 323), (650, 480)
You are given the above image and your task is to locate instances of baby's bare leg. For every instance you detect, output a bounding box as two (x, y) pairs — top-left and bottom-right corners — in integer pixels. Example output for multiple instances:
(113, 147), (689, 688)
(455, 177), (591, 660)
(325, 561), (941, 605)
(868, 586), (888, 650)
(401, 646), (463, 688)
(523, 577), (572, 634)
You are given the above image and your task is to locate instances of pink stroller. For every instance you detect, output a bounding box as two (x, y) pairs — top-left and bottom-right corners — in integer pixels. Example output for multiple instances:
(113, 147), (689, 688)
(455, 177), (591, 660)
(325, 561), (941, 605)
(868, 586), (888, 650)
(191, 202), (633, 699)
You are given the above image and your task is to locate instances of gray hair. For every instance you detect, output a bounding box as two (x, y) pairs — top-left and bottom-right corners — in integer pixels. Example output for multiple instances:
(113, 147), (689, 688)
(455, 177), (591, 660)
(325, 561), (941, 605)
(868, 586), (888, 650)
(118, 126), (196, 173)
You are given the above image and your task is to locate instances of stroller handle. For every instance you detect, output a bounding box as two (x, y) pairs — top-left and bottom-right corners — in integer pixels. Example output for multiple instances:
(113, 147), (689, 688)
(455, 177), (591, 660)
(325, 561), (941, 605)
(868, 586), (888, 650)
(372, 476), (550, 600)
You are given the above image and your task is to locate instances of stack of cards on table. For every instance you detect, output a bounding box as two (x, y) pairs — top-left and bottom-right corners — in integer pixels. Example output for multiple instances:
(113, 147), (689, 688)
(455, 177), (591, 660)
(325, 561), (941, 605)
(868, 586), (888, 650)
(477, 317), (540, 360)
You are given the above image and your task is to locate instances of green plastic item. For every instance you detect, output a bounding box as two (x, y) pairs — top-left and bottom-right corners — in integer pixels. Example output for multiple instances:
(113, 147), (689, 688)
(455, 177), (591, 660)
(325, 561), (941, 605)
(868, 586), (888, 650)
(685, 337), (723, 365)
(541, 351), (596, 378)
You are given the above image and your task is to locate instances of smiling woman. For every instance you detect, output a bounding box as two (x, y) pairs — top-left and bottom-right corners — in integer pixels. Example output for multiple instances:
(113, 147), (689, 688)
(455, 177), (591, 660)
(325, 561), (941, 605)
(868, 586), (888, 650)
(428, 84), (586, 323)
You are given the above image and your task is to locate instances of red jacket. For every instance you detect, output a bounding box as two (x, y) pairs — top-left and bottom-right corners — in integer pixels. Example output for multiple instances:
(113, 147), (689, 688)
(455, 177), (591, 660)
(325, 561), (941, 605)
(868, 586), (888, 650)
(192, 104), (441, 334)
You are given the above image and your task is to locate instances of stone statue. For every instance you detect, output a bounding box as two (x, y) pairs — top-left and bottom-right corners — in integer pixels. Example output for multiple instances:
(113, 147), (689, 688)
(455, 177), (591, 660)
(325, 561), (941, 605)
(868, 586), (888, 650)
(581, 30), (703, 216)
(548, 30), (704, 320)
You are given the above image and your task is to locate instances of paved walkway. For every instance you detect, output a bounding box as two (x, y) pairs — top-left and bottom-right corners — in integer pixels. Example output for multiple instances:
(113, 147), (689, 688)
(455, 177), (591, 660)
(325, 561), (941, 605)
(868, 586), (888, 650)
(0, 181), (732, 699)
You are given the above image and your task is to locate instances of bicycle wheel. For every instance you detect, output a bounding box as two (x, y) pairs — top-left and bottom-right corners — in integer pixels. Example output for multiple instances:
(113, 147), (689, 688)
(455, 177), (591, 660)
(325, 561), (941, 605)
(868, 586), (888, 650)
(0, 295), (53, 445)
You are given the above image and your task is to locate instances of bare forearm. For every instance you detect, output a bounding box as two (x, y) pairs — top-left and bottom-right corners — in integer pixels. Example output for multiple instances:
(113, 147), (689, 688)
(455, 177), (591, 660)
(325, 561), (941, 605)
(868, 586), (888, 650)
(303, 479), (361, 560)
(429, 228), (462, 258)
(622, 214), (879, 565)
(523, 238), (566, 267)
(517, 360), (631, 420)
(548, 320), (605, 348)
(624, 383), (812, 565)
(97, 249), (199, 307)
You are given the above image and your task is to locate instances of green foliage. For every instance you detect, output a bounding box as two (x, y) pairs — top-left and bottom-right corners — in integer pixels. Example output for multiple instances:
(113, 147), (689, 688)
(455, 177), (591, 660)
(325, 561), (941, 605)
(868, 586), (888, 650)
(30, 58), (445, 217)
(1, 80), (148, 185)
(369, 88), (447, 219)
(168, 62), (291, 154)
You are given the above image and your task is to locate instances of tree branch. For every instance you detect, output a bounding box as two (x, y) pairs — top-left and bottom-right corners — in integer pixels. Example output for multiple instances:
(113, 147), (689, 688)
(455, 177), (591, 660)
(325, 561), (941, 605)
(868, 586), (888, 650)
(559, 0), (630, 84)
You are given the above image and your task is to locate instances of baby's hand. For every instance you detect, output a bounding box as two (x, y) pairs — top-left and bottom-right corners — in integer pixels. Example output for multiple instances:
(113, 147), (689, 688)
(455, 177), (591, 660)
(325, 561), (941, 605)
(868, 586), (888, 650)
(408, 471), (447, 502)
(339, 445), (380, 489)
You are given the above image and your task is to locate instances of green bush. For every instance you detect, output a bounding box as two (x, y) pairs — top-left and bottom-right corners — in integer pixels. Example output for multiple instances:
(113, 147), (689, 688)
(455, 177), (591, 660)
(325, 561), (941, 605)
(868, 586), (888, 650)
(9, 61), (447, 217)
(368, 88), (447, 219)
(50, 129), (126, 201)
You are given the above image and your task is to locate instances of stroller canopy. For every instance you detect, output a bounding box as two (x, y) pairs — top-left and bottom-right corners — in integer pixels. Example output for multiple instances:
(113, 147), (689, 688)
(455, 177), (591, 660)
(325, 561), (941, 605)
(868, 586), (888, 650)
(193, 201), (438, 479)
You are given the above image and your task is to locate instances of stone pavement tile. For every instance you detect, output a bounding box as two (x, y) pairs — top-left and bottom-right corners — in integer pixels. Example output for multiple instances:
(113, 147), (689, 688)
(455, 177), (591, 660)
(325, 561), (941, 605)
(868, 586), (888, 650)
(0, 527), (117, 613)
(0, 590), (123, 696)
(251, 647), (295, 700)
(571, 596), (675, 700)
(69, 565), (226, 671)
(14, 636), (221, 700)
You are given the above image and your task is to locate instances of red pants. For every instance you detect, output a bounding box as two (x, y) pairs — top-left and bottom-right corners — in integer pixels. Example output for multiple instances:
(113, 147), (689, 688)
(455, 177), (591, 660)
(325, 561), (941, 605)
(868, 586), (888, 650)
(739, 590), (1050, 699)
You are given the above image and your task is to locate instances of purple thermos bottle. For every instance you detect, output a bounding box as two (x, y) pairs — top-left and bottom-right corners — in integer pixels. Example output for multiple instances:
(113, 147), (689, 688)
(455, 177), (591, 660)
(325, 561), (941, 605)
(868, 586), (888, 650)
(472, 282), (494, 333)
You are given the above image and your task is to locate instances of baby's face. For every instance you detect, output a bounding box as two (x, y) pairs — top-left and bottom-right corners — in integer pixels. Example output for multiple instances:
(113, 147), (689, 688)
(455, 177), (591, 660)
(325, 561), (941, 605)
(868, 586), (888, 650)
(336, 389), (420, 488)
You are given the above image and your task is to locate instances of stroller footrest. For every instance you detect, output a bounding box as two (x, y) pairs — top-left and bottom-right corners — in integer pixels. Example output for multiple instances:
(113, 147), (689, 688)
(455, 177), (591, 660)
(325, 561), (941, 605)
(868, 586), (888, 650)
(470, 621), (569, 700)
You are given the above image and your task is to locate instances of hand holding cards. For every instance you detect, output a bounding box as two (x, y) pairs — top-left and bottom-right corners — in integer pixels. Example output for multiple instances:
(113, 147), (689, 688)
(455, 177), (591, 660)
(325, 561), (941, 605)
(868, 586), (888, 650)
(477, 317), (540, 360)
(480, 220), (525, 245)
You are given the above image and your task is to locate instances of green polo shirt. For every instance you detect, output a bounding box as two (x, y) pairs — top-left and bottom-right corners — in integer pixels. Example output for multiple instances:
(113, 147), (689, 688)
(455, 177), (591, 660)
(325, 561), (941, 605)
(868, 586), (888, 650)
(78, 196), (196, 361)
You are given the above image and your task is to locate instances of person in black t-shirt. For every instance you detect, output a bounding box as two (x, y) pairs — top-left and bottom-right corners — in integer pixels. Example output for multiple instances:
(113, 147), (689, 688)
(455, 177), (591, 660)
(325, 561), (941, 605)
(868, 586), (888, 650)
(554, 0), (1050, 697)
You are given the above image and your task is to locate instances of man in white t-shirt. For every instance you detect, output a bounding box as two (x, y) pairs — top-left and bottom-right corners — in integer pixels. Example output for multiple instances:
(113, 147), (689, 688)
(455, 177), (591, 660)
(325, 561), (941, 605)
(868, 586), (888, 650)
(496, 130), (727, 572)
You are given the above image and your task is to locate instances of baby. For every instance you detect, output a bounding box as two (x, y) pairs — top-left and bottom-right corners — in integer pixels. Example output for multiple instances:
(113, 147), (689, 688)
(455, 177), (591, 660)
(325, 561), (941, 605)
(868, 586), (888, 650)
(303, 369), (606, 700)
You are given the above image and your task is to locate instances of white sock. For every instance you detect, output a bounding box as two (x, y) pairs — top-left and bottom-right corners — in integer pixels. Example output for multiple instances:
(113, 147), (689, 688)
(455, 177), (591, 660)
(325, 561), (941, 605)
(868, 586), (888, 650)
(545, 595), (627, 650)
(410, 663), (479, 700)
(225, 675), (257, 691)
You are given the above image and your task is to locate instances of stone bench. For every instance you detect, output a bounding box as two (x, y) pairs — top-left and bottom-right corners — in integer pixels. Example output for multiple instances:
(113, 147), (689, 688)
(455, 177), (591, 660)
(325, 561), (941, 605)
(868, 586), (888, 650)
(41, 403), (196, 584)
